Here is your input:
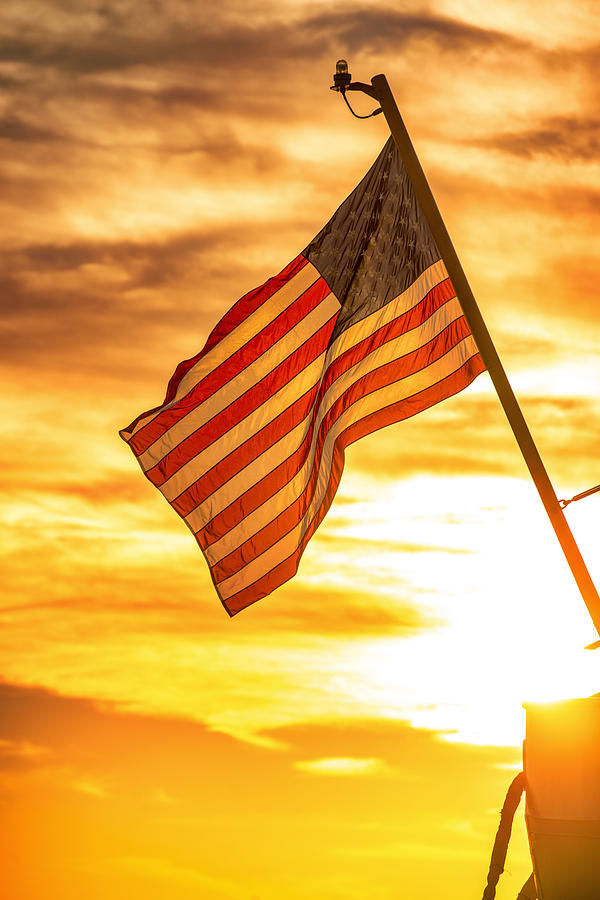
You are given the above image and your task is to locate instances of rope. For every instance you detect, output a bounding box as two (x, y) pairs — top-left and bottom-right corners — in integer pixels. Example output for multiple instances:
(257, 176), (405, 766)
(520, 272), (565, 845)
(559, 482), (600, 508)
(481, 772), (527, 900)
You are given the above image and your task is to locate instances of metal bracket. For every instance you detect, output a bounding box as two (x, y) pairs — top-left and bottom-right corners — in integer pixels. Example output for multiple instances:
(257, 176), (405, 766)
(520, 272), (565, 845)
(345, 82), (380, 100)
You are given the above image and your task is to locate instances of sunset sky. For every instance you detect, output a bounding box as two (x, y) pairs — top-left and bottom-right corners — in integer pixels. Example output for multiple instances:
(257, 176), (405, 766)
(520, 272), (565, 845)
(2, 1), (600, 898)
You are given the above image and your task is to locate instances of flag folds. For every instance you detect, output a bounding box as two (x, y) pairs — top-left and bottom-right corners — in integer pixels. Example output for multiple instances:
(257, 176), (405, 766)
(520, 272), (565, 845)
(120, 137), (485, 614)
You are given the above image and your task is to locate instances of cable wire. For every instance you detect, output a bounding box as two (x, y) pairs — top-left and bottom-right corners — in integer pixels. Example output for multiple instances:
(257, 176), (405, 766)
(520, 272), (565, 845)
(341, 89), (383, 119)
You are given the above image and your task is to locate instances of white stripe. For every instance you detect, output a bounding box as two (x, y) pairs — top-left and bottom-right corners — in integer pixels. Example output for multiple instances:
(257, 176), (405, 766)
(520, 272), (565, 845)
(216, 334), (479, 599)
(129, 261), (322, 439)
(154, 295), (340, 498)
(139, 290), (339, 475)
(186, 294), (465, 546)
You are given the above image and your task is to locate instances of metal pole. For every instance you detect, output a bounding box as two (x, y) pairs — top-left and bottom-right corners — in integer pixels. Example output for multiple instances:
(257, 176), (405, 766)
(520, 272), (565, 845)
(370, 73), (600, 641)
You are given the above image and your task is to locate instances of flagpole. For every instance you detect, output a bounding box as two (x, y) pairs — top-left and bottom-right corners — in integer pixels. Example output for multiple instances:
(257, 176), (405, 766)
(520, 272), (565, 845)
(369, 73), (600, 642)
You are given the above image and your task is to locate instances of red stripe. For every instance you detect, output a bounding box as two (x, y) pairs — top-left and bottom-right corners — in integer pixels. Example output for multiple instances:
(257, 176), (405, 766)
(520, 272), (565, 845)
(147, 292), (335, 487)
(174, 279), (456, 517)
(128, 258), (318, 455)
(199, 254), (309, 360)
(121, 254), (309, 440)
(198, 317), (474, 555)
(219, 355), (485, 615)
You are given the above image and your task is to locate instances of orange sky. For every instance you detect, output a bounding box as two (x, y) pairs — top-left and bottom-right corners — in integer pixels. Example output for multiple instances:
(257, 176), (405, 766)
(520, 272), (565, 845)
(2, 1), (600, 898)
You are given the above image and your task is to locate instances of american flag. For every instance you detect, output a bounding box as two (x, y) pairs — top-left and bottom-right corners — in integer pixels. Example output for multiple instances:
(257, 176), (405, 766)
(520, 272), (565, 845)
(120, 138), (485, 615)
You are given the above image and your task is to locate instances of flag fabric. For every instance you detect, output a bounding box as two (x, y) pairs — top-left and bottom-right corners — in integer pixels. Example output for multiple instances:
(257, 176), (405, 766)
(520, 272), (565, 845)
(120, 137), (485, 615)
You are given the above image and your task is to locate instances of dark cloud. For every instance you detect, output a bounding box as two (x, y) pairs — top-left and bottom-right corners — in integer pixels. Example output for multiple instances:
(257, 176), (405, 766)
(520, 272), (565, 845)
(8, 230), (225, 285)
(304, 6), (526, 57)
(0, 6), (527, 76)
(0, 0), (541, 185)
(3, 2), (594, 388)
(479, 115), (600, 161)
(0, 2), (592, 184)
(0, 114), (62, 143)
(0, 228), (264, 377)
(0, 679), (266, 783)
